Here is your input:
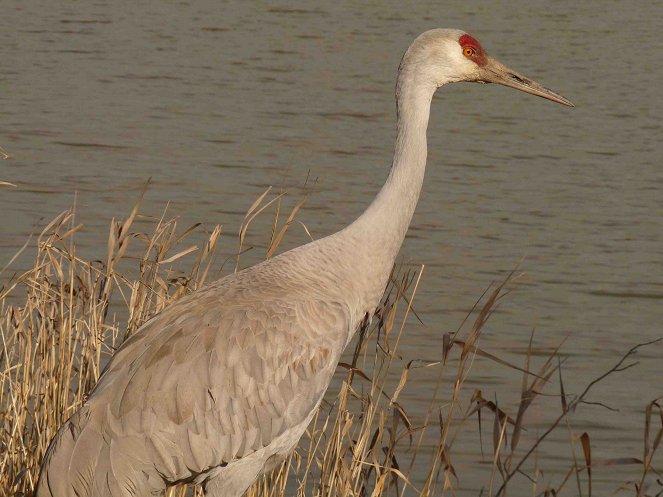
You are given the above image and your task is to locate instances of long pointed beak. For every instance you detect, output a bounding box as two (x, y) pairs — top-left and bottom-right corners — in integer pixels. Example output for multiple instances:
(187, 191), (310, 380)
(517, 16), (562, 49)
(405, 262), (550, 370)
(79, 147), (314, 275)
(477, 57), (574, 107)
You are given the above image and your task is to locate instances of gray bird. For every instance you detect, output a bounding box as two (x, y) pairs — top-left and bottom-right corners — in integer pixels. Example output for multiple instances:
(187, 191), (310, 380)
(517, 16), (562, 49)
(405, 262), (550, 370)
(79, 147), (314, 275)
(36, 28), (572, 497)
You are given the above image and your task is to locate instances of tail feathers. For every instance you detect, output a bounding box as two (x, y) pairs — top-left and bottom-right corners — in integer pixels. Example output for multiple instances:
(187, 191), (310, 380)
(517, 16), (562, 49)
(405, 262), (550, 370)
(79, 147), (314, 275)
(36, 407), (165, 497)
(36, 420), (73, 497)
(36, 408), (105, 497)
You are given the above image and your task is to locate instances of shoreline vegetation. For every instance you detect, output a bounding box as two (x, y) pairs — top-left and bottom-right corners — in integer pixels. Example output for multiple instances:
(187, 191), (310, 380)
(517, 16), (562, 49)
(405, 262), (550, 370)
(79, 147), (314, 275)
(1, 187), (660, 496)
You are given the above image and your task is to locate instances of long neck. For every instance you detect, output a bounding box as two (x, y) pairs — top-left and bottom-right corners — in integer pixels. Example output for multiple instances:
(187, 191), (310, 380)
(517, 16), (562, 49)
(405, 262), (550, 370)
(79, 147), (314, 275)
(344, 69), (436, 263)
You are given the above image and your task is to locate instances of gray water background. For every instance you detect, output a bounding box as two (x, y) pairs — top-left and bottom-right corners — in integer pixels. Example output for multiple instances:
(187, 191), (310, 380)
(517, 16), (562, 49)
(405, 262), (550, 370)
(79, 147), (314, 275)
(1, 1), (662, 494)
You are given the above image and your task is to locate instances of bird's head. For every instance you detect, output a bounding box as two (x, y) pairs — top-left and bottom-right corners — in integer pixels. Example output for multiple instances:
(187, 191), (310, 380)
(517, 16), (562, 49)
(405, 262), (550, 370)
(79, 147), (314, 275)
(399, 28), (573, 107)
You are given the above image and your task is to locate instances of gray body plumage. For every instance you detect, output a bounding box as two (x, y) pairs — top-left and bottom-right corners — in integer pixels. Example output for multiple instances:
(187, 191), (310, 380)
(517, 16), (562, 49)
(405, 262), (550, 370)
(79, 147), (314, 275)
(36, 28), (572, 497)
(37, 230), (392, 496)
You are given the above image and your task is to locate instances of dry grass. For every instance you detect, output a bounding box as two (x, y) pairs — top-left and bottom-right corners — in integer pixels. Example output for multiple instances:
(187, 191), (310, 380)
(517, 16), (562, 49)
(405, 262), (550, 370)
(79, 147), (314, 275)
(1, 187), (661, 497)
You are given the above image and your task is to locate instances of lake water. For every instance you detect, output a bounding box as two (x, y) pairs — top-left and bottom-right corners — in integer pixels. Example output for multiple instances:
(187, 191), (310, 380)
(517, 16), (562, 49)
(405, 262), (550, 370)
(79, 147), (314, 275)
(2, 1), (662, 495)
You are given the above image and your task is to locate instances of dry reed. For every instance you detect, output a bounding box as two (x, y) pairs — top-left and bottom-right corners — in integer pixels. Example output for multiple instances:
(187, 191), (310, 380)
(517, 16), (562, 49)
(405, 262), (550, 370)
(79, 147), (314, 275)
(1, 188), (660, 497)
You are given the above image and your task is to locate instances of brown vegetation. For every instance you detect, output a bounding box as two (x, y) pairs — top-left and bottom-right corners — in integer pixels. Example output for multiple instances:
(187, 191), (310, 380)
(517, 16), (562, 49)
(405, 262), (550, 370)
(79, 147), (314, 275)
(1, 188), (660, 496)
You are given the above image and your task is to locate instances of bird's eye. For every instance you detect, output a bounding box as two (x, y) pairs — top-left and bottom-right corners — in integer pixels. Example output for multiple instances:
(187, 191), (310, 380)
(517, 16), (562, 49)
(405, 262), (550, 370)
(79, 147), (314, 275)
(463, 47), (476, 58)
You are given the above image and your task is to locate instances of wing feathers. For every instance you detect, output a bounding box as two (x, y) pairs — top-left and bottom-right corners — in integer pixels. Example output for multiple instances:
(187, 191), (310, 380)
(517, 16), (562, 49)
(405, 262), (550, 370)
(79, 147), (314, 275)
(39, 294), (352, 494)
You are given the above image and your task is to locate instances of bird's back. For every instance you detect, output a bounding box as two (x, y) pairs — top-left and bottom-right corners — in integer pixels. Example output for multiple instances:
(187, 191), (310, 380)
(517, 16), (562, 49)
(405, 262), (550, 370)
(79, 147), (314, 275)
(36, 240), (366, 496)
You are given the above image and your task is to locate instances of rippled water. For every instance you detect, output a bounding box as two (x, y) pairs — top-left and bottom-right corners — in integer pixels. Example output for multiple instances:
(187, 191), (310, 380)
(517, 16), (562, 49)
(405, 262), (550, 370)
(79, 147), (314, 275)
(2, 1), (662, 494)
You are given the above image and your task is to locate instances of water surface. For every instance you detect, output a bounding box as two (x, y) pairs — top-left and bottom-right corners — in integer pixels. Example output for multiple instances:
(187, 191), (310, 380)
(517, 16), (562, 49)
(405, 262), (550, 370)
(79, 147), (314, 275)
(2, 1), (662, 494)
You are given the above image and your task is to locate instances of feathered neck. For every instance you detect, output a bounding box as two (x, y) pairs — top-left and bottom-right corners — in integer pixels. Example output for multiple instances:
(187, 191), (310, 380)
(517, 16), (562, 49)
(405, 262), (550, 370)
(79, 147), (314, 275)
(344, 65), (437, 265)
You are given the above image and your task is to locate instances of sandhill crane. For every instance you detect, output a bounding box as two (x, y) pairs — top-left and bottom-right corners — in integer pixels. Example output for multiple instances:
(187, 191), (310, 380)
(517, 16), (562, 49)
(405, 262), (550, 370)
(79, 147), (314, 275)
(36, 28), (572, 497)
